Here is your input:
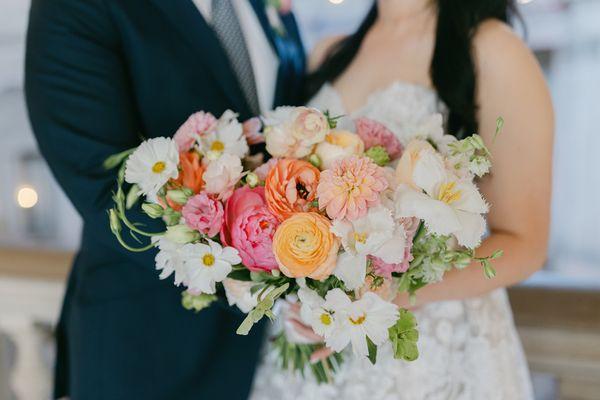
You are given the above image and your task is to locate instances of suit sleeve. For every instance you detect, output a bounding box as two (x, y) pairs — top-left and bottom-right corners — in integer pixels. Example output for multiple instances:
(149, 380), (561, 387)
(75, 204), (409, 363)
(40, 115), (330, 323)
(25, 0), (160, 267)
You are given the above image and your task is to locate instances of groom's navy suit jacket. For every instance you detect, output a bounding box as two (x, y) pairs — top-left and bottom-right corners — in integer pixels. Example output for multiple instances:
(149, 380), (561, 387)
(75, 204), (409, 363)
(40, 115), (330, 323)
(24, 0), (304, 399)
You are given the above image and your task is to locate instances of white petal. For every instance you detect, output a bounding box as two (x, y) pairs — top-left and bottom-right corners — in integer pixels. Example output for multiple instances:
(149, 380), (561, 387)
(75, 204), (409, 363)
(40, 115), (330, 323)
(453, 181), (489, 214)
(371, 226), (406, 264)
(349, 328), (369, 357)
(454, 210), (487, 249)
(395, 185), (460, 236)
(220, 246), (242, 265)
(333, 252), (367, 290)
(412, 149), (446, 196)
(325, 326), (351, 353)
(324, 288), (352, 312)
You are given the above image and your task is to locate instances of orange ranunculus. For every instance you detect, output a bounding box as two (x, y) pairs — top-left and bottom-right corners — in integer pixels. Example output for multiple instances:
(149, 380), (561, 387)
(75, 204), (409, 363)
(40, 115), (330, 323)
(163, 151), (205, 211)
(395, 139), (435, 189)
(272, 212), (339, 280)
(264, 159), (320, 221)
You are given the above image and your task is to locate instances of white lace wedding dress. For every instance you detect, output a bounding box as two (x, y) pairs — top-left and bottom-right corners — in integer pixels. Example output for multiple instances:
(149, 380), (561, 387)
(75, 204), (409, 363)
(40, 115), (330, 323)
(249, 82), (534, 400)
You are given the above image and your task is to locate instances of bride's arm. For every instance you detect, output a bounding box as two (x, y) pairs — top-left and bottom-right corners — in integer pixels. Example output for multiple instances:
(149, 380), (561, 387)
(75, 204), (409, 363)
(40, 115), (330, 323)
(397, 20), (554, 307)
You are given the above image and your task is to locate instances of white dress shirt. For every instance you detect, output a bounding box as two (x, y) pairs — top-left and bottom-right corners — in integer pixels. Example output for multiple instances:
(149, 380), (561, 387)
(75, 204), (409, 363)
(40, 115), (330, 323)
(192, 0), (279, 113)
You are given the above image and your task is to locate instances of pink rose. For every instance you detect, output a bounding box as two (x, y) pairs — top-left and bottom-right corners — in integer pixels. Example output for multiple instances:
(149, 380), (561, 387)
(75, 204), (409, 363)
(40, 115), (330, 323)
(173, 111), (217, 151)
(292, 107), (329, 146)
(221, 186), (280, 272)
(370, 217), (420, 278)
(182, 192), (224, 237)
(355, 117), (403, 160)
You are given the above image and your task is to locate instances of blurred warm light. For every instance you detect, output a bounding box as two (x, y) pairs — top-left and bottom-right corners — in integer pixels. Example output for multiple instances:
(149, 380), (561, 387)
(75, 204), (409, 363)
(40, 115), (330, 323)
(16, 186), (39, 208)
(329, 0), (345, 4)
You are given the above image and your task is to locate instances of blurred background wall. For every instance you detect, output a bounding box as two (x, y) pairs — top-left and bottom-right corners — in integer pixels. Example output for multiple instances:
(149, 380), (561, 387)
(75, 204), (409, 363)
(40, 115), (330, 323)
(0, 0), (599, 399)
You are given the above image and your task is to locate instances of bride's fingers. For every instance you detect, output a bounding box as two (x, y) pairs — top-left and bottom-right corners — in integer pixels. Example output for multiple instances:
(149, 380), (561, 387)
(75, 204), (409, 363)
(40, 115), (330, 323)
(288, 318), (323, 342)
(310, 347), (334, 364)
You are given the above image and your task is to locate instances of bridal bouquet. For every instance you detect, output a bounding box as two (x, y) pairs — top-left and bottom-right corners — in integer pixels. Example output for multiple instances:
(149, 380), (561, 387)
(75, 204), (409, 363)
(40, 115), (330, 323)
(105, 106), (501, 382)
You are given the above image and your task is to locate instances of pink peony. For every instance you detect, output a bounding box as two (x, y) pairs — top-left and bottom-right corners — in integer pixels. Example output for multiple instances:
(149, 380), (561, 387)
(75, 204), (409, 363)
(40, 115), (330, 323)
(317, 156), (388, 221)
(370, 217), (420, 278)
(220, 186), (280, 272)
(173, 111), (217, 152)
(182, 192), (224, 237)
(355, 117), (403, 160)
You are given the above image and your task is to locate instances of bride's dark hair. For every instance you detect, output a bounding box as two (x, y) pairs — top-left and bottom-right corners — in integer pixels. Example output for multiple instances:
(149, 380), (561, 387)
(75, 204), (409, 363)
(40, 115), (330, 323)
(304, 1), (521, 138)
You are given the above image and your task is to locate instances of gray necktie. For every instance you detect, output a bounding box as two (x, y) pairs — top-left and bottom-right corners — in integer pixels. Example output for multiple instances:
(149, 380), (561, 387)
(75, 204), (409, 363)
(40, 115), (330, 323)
(211, 0), (260, 115)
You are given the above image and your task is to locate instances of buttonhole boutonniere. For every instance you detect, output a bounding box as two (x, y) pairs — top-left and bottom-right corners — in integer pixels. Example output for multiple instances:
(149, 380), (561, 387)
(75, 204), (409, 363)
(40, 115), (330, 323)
(264, 0), (291, 37)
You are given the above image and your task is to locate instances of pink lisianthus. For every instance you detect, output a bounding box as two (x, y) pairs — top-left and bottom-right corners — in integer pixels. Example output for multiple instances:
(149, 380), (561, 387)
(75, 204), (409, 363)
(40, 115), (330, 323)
(173, 111), (218, 152)
(355, 117), (403, 160)
(317, 156), (388, 221)
(182, 192), (224, 237)
(242, 117), (264, 145)
(370, 217), (420, 278)
(221, 186), (280, 272)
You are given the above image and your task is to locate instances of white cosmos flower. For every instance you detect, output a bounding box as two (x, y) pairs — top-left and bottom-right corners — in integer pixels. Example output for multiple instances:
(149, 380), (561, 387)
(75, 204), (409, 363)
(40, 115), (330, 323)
(394, 149), (488, 248)
(323, 289), (398, 357)
(153, 236), (187, 286)
(181, 239), (242, 294)
(330, 206), (406, 289)
(297, 286), (335, 338)
(125, 137), (179, 197)
(200, 110), (249, 160)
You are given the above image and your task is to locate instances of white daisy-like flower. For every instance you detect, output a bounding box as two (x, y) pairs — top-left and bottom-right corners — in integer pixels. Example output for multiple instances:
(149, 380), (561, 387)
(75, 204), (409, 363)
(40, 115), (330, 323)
(331, 206), (406, 289)
(153, 236), (187, 286)
(297, 286), (335, 338)
(199, 110), (249, 160)
(323, 289), (399, 357)
(125, 137), (179, 197)
(394, 148), (488, 248)
(181, 239), (242, 294)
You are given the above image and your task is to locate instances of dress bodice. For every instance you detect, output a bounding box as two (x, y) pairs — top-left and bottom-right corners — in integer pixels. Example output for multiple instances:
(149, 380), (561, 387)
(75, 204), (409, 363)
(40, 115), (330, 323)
(249, 81), (534, 400)
(309, 81), (447, 145)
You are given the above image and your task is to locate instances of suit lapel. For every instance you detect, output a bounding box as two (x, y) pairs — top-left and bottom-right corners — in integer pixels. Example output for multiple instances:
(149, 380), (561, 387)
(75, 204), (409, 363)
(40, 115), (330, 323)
(149, 0), (251, 115)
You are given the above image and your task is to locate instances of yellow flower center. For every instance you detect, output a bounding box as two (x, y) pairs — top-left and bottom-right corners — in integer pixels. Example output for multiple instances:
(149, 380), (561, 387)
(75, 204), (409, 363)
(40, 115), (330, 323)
(152, 161), (166, 174)
(438, 181), (462, 204)
(202, 254), (215, 267)
(354, 232), (367, 244)
(349, 314), (366, 325)
(210, 140), (225, 152)
(320, 313), (332, 326)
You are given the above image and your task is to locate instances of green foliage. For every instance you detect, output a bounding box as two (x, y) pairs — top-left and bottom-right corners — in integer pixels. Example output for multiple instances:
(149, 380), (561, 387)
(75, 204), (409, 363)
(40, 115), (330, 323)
(324, 110), (344, 129)
(366, 336), (378, 365)
(364, 145), (391, 166)
(181, 291), (218, 312)
(388, 309), (419, 361)
(236, 283), (289, 335)
(272, 332), (344, 384)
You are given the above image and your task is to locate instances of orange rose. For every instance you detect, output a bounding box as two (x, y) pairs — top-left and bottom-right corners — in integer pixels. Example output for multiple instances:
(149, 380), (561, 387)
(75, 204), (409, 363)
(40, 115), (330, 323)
(395, 139), (435, 189)
(273, 212), (339, 280)
(163, 151), (205, 211)
(265, 159), (320, 221)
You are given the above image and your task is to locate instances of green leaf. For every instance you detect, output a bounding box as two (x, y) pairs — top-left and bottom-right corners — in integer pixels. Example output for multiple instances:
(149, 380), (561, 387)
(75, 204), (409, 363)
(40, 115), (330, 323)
(227, 268), (252, 282)
(103, 148), (134, 170)
(366, 336), (378, 365)
(388, 309), (419, 362)
(236, 283), (289, 335)
(181, 291), (218, 312)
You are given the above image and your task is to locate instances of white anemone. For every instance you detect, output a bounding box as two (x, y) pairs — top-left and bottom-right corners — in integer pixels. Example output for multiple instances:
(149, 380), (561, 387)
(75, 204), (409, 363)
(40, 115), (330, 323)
(200, 110), (249, 160)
